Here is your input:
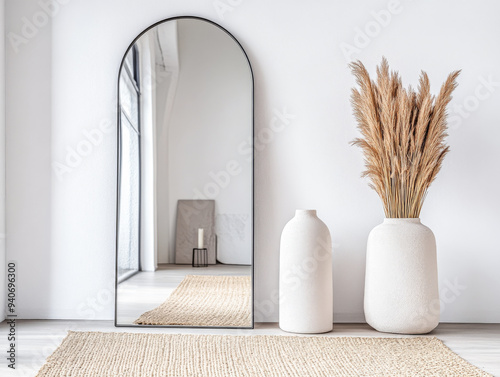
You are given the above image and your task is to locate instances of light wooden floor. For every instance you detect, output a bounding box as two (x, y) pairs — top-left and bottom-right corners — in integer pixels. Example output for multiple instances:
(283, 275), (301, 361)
(0, 321), (498, 376)
(117, 263), (251, 325)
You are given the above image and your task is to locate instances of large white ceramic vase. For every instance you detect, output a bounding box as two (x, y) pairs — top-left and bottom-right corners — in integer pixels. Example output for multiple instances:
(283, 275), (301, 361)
(364, 218), (440, 334)
(279, 210), (333, 334)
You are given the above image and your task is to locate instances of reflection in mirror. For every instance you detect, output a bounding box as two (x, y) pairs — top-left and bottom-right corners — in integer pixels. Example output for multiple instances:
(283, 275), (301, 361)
(116, 17), (253, 328)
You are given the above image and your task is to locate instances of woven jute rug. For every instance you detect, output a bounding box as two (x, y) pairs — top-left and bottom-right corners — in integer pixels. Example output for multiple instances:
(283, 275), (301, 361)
(36, 331), (491, 377)
(134, 275), (252, 327)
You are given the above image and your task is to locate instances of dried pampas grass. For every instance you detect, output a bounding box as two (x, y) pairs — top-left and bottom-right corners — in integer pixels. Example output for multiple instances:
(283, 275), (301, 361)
(350, 58), (460, 218)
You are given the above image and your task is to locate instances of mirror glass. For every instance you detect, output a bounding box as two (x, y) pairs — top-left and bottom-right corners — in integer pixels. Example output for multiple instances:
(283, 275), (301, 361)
(116, 17), (253, 327)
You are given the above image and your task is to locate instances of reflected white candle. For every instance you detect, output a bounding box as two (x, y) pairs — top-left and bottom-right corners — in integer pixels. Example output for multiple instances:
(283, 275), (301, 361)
(198, 228), (204, 248)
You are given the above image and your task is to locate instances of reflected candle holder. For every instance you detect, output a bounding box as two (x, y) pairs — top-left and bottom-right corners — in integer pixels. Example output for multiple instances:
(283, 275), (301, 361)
(192, 248), (208, 267)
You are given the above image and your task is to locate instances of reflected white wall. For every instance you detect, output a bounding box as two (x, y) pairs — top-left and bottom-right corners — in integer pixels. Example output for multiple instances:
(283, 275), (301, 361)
(132, 20), (252, 266)
(167, 19), (252, 265)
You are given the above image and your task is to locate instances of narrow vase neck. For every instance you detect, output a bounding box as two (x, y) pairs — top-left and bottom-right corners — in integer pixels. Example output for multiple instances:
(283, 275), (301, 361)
(383, 218), (421, 224)
(295, 209), (317, 217)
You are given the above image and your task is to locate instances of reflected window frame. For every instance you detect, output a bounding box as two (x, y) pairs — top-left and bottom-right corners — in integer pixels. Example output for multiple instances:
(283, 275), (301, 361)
(117, 44), (142, 283)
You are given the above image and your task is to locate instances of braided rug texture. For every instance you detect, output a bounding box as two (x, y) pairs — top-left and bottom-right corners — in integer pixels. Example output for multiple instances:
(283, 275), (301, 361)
(134, 275), (252, 327)
(36, 331), (491, 376)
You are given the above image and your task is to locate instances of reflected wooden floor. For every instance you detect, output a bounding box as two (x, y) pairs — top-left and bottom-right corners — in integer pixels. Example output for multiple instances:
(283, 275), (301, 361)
(116, 263), (251, 325)
(0, 321), (498, 376)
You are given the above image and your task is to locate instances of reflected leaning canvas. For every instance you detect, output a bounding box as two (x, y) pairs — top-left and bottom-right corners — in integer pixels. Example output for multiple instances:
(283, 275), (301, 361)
(115, 17), (253, 328)
(174, 200), (216, 265)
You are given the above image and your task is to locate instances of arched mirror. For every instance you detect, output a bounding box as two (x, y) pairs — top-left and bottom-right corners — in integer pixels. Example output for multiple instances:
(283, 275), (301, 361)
(115, 17), (253, 328)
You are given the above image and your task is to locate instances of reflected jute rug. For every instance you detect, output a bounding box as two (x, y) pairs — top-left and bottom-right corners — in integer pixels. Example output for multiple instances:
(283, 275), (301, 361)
(134, 275), (252, 327)
(36, 331), (491, 377)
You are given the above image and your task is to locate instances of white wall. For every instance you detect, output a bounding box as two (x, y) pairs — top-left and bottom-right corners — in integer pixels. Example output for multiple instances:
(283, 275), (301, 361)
(5, 0), (500, 322)
(167, 19), (252, 265)
(6, 0), (52, 319)
(0, 0), (5, 323)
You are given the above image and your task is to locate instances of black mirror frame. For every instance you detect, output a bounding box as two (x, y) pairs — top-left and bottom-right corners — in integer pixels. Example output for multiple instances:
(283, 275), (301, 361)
(114, 16), (255, 329)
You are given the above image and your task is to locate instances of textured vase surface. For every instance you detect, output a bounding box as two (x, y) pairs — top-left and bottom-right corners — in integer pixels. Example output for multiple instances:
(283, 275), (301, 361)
(364, 218), (439, 334)
(279, 210), (333, 334)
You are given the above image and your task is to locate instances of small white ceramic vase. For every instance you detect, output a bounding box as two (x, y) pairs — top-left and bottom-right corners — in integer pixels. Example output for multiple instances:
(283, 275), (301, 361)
(364, 218), (440, 334)
(279, 210), (333, 334)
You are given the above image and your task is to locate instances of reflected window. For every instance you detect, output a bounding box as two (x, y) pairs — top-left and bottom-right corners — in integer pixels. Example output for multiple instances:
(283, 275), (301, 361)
(117, 45), (141, 282)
